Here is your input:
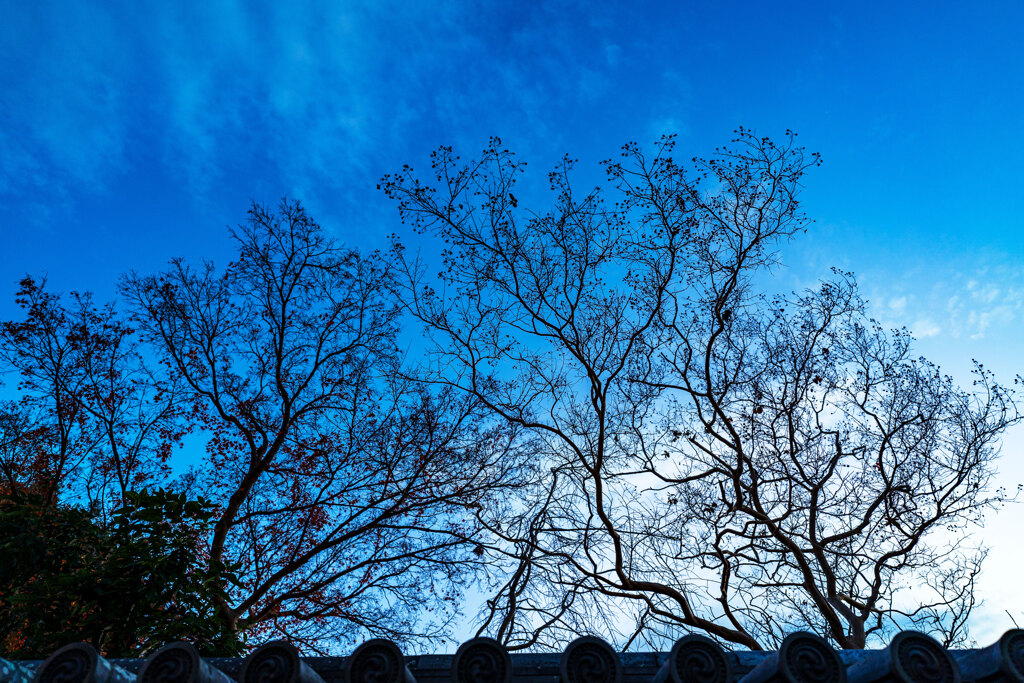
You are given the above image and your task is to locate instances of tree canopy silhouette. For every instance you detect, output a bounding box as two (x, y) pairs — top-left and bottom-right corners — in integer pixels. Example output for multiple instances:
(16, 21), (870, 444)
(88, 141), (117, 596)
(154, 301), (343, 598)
(0, 276), (187, 508)
(2, 202), (530, 653)
(2, 133), (1018, 654)
(120, 200), (528, 650)
(381, 130), (1022, 650)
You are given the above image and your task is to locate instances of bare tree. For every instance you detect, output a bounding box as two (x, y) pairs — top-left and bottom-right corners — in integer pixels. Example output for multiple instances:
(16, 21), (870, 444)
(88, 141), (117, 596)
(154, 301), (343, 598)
(0, 277), (179, 507)
(70, 291), (188, 505)
(627, 273), (1016, 649)
(381, 131), (1021, 650)
(122, 200), (528, 651)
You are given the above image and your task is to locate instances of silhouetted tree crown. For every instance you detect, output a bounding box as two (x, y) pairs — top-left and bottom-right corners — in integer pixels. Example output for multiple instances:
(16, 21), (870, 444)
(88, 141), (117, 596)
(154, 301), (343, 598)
(381, 130), (1021, 650)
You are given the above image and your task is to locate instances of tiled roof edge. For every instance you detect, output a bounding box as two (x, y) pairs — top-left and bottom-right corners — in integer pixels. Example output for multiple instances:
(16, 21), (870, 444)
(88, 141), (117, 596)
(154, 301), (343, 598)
(4, 629), (1023, 683)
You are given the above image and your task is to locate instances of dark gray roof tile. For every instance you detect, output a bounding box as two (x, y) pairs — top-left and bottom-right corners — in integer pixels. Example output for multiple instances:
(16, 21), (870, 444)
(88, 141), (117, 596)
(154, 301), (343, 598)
(5, 630), (1023, 683)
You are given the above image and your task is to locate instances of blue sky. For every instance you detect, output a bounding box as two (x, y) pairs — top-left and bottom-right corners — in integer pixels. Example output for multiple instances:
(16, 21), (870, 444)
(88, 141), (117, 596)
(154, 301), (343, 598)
(2, 1), (1022, 642)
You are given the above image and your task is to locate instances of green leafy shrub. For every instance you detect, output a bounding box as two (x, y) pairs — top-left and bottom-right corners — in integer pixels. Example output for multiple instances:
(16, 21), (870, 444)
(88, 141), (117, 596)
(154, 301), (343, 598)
(1, 489), (245, 658)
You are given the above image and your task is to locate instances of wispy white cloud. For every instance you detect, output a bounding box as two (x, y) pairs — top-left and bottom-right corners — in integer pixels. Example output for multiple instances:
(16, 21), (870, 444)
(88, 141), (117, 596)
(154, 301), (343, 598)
(888, 295), (907, 316)
(861, 257), (1024, 344)
(0, 4), (131, 216)
(945, 269), (1023, 340)
(1, 0), (642, 223)
(911, 317), (941, 338)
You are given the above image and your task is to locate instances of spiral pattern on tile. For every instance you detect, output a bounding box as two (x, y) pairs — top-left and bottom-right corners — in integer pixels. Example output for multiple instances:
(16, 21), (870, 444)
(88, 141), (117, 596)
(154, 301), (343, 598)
(141, 648), (194, 683)
(454, 638), (510, 683)
(671, 636), (729, 683)
(561, 638), (620, 683)
(349, 640), (403, 683)
(244, 645), (295, 683)
(780, 633), (844, 683)
(37, 646), (94, 683)
(893, 633), (956, 683)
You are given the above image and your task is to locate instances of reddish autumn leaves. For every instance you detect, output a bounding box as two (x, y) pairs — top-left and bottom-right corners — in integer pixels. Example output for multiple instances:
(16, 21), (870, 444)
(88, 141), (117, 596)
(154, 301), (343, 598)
(1, 277), (187, 505)
(3, 201), (529, 652)
(119, 200), (528, 649)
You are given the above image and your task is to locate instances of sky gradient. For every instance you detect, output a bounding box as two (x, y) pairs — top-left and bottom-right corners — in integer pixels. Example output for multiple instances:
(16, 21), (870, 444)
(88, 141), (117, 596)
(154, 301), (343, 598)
(1, 1), (1022, 644)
